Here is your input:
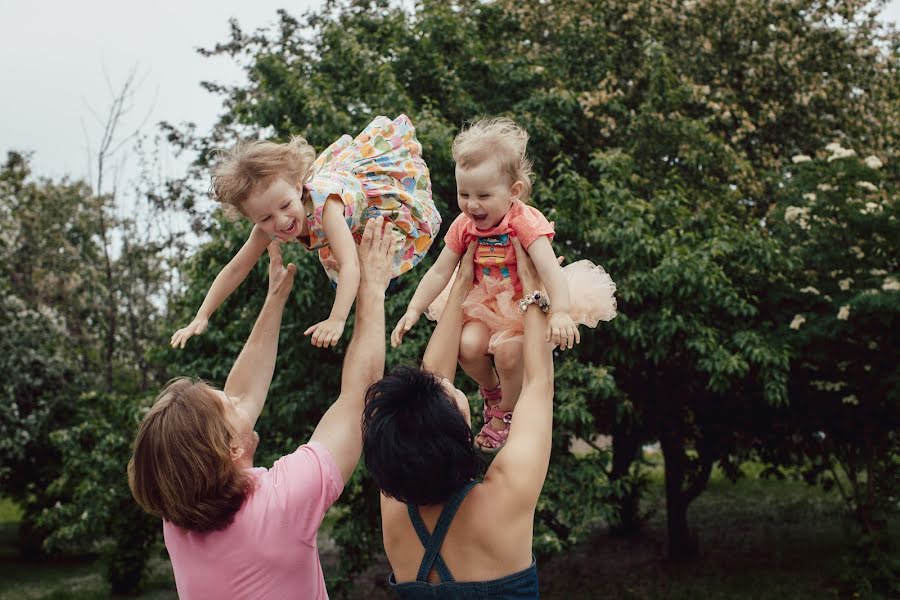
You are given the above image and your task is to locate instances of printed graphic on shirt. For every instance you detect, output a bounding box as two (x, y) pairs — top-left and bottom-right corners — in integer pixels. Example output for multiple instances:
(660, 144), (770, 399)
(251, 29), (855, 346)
(476, 234), (511, 279)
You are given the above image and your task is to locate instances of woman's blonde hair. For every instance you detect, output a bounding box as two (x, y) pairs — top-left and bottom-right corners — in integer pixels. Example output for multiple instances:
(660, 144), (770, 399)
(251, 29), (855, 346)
(128, 378), (252, 532)
(452, 118), (534, 201)
(211, 136), (317, 220)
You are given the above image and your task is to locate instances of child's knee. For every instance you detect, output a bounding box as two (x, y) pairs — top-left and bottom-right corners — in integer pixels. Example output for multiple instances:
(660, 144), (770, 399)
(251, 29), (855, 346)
(459, 326), (489, 361)
(492, 343), (522, 374)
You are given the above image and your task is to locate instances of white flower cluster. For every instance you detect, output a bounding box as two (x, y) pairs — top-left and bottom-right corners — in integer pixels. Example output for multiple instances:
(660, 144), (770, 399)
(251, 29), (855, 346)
(850, 246), (865, 259)
(811, 380), (847, 391)
(860, 202), (882, 215)
(784, 205), (811, 229)
(817, 183), (834, 191)
(841, 394), (859, 405)
(838, 278), (853, 291)
(791, 154), (812, 164)
(863, 155), (883, 170)
(856, 181), (878, 192)
(789, 314), (806, 330)
(883, 276), (900, 291)
(802, 192), (817, 202)
(799, 286), (820, 295)
(837, 305), (850, 320)
(825, 142), (856, 162)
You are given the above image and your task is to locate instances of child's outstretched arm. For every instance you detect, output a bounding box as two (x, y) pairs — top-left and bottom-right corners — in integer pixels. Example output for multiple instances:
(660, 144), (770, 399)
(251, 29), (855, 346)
(391, 244), (462, 348)
(304, 198), (359, 348)
(527, 235), (580, 350)
(170, 225), (271, 349)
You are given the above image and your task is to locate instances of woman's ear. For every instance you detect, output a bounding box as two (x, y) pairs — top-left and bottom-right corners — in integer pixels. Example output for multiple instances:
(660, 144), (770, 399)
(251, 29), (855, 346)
(229, 444), (245, 463)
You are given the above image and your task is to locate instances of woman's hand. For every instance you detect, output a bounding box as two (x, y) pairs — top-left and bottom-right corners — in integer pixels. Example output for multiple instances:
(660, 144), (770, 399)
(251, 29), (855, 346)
(266, 241), (297, 301)
(456, 241), (477, 283)
(511, 236), (540, 292)
(357, 216), (395, 289)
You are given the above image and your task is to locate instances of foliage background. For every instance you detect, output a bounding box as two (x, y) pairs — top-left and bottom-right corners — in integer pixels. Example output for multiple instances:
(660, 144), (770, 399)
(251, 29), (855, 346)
(1, 0), (897, 597)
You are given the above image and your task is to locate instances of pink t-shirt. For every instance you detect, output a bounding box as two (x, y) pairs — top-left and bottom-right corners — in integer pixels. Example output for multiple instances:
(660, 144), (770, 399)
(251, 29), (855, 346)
(444, 201), (555, 292)
(163, 442), (344, 600)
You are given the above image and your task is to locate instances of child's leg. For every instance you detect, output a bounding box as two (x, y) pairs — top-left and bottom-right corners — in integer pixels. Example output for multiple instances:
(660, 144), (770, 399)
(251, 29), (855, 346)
(459, 321), (500, 391)
(475, 341), (524, 447)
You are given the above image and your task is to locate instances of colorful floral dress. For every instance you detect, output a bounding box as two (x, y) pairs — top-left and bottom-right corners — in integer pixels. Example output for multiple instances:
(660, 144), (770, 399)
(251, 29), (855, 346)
(299, 114), (441, 282)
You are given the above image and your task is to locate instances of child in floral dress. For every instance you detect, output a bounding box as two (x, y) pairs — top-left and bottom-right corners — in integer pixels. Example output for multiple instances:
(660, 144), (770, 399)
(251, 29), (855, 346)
(172, 115), (441, 349)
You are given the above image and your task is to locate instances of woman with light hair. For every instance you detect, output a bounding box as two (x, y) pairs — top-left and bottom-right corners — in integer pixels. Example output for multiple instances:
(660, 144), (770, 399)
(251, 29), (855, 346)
(130, 218), (395, 599)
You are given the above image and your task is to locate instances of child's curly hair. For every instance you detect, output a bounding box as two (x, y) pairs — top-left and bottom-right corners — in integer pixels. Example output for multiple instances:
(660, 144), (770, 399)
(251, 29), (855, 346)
(452, 117), (534, 202)
(211, 136), (317, 220)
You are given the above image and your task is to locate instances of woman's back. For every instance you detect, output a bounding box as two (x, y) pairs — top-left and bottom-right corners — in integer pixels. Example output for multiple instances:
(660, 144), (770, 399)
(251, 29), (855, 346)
(364, 237), (553, 599)
(382, 481), (538, 598)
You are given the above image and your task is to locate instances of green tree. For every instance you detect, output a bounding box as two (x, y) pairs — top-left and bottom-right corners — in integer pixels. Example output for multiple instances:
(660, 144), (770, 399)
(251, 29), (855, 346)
(765, 144), (899, 595)
(1, 148), (174, 581)
(147, 0), (899, 586)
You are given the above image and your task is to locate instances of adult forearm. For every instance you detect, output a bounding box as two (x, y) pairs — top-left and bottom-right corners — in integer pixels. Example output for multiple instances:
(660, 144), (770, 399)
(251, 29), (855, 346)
(422, 275), (469, 379)
(339, 281), (386, 398)
(224, 291), (289, 421)
(521, 304), (553, 389)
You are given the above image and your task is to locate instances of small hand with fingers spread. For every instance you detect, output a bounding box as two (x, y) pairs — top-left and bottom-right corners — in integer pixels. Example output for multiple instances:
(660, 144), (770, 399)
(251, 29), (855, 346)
(170, 315), (209, 349)
(391, 241), (477, 348)
(304, 317), (346, 348)
(548, 311), (580, 350)
(391, 310), (421, 348)
(511, 237), (580, 349)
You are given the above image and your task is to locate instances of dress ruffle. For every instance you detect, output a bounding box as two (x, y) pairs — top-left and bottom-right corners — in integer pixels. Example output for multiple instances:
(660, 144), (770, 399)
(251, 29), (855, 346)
(427, 259), (617, 353)
(303, 115), (441, 282)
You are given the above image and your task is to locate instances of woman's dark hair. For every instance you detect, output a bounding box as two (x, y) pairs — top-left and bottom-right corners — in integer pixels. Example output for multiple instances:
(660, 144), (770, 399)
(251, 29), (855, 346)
(362, 365), (483, 506)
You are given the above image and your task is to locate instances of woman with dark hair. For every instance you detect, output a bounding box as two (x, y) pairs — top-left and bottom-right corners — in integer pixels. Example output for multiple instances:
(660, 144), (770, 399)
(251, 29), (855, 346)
(363, 237), (554, 597)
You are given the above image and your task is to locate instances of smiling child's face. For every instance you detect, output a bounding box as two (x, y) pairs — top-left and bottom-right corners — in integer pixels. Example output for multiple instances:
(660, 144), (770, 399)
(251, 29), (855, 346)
(242, 176), (307, 241)
(455, 160), (522, 230)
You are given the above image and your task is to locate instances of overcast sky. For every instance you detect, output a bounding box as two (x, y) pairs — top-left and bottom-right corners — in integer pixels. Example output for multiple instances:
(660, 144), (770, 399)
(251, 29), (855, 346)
(1, 1), (898, 188)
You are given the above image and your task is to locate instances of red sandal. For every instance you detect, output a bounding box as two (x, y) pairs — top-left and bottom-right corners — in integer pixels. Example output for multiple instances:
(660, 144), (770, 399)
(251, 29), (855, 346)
(474, 405), (512, 454)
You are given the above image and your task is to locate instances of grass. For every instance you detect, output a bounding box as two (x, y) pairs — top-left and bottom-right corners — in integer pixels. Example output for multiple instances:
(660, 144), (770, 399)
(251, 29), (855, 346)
(1, 465), (895, 599)
(537, 462), (852, 600)
(0, 497), (175, 600)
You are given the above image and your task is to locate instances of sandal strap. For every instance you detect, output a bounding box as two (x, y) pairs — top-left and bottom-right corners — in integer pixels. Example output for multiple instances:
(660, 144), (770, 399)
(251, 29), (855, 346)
(478, 423), (510, 445)
(484, 406), (513, 423)
(479, 384), (502, 403)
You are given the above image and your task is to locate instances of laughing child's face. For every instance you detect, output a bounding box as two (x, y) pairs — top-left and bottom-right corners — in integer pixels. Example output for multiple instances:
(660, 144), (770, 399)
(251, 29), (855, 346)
(243, 177), (307, 241)
(455, 160), (523, 230)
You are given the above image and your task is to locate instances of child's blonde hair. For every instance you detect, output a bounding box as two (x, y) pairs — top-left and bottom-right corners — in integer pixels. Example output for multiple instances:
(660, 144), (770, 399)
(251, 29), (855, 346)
(452, 118), (534, 201)
(211, 136), (317, 220)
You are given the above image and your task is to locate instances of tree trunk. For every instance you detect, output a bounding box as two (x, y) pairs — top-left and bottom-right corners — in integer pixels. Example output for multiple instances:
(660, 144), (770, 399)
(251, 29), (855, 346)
(657, 384), (717, 561)
(659, 427), (699, 559)
(609, 423), (643, 536)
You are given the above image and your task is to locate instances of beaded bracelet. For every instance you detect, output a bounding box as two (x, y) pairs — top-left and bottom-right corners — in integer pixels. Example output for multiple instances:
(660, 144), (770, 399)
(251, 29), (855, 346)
(518, 290), (551, 314)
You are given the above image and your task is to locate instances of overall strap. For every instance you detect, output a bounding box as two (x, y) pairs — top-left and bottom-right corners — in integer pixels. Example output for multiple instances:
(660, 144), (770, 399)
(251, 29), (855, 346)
(408, 480), (478, 583)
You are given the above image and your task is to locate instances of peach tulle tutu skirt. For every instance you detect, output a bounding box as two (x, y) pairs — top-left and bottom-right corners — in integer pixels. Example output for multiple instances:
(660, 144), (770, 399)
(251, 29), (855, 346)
(427, 259), (617, 352)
